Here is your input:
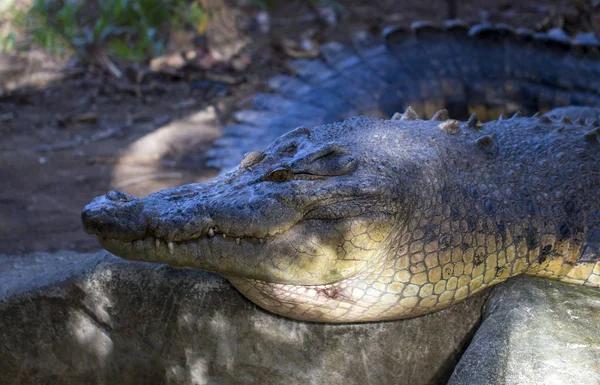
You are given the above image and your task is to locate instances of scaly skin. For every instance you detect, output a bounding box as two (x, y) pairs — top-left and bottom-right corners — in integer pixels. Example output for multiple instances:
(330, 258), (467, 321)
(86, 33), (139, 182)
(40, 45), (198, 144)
(205, 21), (600, 170)
(82, 108), (600, 322)
(83, 21), (600, 322)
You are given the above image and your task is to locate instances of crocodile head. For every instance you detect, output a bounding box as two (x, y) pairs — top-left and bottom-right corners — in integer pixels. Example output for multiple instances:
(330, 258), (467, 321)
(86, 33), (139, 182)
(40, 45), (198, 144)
(83, 116), (437, 322)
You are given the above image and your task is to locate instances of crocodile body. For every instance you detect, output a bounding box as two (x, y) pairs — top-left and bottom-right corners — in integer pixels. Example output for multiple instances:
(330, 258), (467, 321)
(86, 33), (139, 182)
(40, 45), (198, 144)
(82, 21), (600, 323)
(206, 21), (600, 170)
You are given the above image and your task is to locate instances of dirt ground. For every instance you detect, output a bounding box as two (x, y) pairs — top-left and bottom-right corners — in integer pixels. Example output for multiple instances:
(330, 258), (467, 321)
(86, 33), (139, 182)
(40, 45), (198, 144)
(0, 0), (597, 255)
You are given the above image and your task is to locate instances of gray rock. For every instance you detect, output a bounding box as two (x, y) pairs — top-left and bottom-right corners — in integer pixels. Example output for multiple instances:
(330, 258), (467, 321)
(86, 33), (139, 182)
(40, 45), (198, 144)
(449, 276), (600, 385)
(0, 251), (489, 385)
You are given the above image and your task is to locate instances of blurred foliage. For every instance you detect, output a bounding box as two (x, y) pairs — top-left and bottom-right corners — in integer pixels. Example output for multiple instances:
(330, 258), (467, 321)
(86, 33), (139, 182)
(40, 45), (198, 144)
(248, 0), (342, 10)
(0, 0), (346, 63)
(1, 0), (209, 62)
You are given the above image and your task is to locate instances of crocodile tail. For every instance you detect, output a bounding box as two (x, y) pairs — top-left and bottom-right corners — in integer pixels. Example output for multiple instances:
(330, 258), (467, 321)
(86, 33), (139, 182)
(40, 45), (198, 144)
(383, 21), (600, 121)
(207, 21), (600, 170)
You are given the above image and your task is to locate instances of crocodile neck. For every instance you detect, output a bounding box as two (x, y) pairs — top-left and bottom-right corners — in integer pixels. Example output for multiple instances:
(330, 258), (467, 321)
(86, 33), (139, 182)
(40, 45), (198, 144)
(225, 115), (600, 322)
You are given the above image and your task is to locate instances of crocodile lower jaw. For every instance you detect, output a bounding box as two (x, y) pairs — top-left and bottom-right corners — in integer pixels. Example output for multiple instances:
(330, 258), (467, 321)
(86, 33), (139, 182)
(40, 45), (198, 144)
(97, 234), (271, 269)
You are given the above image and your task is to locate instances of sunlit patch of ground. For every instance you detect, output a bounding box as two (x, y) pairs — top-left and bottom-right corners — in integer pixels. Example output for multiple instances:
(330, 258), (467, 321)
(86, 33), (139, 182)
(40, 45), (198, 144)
(110, 106), (222, 198)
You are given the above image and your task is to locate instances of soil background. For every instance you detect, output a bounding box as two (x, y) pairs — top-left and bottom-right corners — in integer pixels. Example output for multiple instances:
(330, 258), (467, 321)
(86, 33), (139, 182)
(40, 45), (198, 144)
(1, 0), (598, 255)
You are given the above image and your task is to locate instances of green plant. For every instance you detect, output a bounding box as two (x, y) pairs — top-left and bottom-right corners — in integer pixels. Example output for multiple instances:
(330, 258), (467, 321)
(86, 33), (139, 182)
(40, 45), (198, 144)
(0, 31), (17, 52)
(9, 0), (208, 62)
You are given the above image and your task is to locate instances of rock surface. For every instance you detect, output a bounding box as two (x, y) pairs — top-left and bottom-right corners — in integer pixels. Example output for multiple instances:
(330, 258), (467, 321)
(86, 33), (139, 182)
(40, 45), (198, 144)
(4, 252), (598, 385)
(449, 277), (600, 385)
(0, 251), (489, 385)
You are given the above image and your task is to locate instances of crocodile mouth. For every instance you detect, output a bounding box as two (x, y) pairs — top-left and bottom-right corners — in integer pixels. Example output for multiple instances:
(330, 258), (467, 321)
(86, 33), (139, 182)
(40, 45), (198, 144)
(98, 229), (269, 257)
(95, 215), (375, 286)
(96, 233), (278, 286)
(96, 221), (282, 264)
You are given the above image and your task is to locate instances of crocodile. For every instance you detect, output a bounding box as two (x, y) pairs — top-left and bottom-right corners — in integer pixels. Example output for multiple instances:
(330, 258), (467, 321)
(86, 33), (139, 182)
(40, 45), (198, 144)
(82, 21), (600, 323)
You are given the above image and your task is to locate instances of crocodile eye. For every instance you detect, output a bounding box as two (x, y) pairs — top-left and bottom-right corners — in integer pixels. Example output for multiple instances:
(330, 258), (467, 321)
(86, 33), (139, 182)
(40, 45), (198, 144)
(270, 168), (291, 182)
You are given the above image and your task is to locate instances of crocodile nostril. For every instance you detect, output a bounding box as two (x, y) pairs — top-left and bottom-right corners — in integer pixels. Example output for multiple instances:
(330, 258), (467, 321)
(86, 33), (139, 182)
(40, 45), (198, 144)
(106, 190), (135, 202)
(82, 192), (147, 239)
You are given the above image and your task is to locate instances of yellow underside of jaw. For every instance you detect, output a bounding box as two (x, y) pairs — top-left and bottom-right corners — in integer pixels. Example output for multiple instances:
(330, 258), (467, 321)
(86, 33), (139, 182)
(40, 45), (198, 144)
(229, 216), (600, 323)
(229, 260), (600, 323)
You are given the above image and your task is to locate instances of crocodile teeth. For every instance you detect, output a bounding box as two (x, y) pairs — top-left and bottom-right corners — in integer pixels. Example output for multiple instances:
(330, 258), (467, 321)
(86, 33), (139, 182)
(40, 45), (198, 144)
(168, 242), (174, 254)
(208, 227), (215, 237)
(236, 238), (241, 245)
(155, 238), (160, 250)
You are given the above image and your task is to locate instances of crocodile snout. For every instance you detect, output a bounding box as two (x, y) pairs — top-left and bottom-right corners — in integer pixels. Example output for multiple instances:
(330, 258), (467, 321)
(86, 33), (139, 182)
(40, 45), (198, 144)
(81, 190), (148, 241)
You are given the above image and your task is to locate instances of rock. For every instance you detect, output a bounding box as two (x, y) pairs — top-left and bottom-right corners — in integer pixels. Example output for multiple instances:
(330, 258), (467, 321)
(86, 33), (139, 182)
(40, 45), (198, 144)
(449, 276), (600, 385)
(0, 251), (489, 385)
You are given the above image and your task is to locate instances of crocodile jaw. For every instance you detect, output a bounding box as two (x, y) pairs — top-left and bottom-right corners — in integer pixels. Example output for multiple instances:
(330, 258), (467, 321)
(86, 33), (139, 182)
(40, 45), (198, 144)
(96, 213), (394, 286)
